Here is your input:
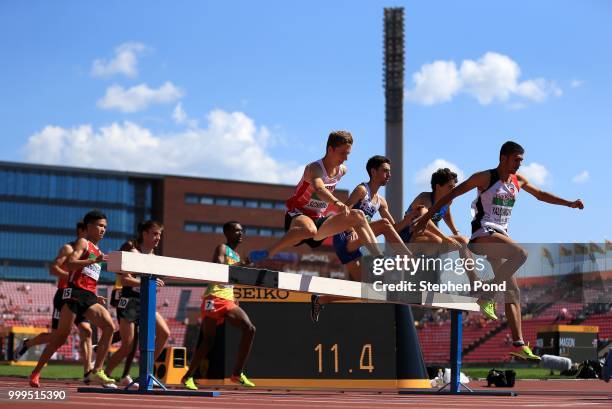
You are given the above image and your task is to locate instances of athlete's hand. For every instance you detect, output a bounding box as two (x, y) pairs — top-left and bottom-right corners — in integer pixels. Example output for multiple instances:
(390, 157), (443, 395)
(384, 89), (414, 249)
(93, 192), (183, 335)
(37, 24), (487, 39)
(412, 213), (429, 234)
(97, 296), (107, 305)
(155, 278), (165, 287)
(336, 201), (350, 216)
(94, 253), (105, 264)
(568, 199), (584, 209)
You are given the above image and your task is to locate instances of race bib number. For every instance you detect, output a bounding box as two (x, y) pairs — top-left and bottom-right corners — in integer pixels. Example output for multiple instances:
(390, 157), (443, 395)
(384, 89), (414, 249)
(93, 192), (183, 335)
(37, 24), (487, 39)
(62, 288), (72, 300)
(118, 297), (129, 309)
(204, 299), (215, 311)
(82, 262), (101, 281)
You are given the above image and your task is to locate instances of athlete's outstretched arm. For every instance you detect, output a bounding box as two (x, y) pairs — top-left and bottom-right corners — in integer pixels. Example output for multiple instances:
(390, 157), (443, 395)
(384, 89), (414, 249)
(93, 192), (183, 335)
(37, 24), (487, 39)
(443, 207), (460, 236)
(378, 196), (396, 225)
(414, 172), (487, 233)
(49, 244), (72, 279)
(517, 174), (584, 209)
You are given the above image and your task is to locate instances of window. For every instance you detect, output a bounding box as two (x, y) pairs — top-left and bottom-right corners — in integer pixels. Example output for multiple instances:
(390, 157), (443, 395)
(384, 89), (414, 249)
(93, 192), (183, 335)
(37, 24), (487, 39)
(184, 223), (198, 232)
(230, 199), (244, 207)
(274, 202), (286, 210)
(185, 194), (199, 204)
(245, 200), (258, 208)
(215, 198), (229, 206)
(259, 229), (272, 237)
(200, 197), (214, 205)
(260, 201), (273, 209)
(199, 225), (213, 233)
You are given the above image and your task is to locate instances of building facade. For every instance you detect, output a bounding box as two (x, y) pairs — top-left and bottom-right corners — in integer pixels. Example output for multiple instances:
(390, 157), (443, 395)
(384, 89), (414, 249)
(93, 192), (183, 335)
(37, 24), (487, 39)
(0, 161), (346, 283)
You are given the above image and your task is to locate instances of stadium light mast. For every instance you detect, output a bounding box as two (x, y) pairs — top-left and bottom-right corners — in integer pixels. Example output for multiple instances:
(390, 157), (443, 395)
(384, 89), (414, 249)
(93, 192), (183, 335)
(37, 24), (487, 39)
(384, 7), (405, 220)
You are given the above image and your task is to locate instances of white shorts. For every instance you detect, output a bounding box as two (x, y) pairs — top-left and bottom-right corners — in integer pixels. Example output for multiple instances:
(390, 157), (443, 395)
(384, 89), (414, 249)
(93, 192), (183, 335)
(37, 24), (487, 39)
(470, 224), (509, 241)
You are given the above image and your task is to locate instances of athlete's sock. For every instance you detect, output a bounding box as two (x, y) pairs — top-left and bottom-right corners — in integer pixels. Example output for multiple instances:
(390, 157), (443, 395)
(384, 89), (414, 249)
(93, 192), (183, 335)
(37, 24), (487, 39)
(512, 340), (525, 347)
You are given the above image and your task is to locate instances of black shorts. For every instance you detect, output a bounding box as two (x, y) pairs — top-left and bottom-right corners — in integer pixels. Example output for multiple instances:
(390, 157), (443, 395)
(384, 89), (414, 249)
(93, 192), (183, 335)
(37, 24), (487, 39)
(117, 287), (141, 323)
(63, 286), (98, 321)
(52, 288), (87, 330)
(284, 212), (330, 248)
(110, 288), (121, 308)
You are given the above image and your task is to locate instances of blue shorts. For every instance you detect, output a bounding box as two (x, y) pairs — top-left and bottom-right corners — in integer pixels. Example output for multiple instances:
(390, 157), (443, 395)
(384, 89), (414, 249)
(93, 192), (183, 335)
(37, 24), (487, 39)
(333, 231), (362, 265)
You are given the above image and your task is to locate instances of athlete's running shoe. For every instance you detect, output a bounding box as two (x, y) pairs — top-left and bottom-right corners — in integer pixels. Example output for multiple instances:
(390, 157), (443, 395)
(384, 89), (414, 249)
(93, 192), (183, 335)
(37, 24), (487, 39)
(230, 373), (255, 387)
(92, 370), (117, 388)
(120, 375), (139, 389)
(310, 294), (323, 323)
(478, 299), (498, 321)
(183, 376), (198, 390)
(29, 372), (40, 388)
(509, 343), (541, 361)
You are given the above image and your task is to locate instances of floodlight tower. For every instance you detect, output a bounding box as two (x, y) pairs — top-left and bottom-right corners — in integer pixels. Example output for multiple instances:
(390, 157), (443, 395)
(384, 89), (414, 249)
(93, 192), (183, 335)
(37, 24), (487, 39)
(384, 7), (405, 220)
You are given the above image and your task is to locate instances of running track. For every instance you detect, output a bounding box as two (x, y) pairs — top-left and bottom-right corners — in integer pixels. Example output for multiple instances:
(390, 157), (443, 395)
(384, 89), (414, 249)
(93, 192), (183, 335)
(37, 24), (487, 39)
(1, 377), (610, 409)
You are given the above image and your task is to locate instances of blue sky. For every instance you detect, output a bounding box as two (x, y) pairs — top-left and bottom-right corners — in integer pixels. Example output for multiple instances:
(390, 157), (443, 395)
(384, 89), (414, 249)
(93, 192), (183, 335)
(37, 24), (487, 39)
(1, 0), (610, 243)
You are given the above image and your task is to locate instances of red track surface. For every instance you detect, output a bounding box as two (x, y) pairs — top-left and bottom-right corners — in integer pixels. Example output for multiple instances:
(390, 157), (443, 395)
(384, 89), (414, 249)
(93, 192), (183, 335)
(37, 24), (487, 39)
(1, 377), (610, 409)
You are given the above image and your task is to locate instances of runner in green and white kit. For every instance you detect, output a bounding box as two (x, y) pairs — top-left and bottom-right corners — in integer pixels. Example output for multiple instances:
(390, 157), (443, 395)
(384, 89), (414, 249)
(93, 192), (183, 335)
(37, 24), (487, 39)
(414, 141), (584, 361)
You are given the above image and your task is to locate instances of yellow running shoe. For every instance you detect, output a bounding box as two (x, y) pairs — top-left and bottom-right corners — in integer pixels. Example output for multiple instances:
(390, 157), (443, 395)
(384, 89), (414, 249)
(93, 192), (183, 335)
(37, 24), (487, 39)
(230, 373), (255, 387)
(478, 299), (498, 320)
(92, 370), (117, 388)
(509, 343), (541, 361)
(183, 377), (198, 390)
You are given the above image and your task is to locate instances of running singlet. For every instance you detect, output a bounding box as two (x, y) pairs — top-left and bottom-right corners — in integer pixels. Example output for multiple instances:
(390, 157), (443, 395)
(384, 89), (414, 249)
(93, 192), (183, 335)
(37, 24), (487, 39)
(69, 240), (103, 293)
(353, 182), (380, 222)
(56, 241), (77, 290)
(204, 246), (241, 301)
(471, 169), (520, 234)
(285, 159), (345, 218)
(430, 192), (449, 227)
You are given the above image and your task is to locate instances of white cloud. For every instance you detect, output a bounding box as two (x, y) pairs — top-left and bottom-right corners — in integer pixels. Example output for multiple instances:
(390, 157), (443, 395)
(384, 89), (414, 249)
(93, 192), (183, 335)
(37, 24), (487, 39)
(172, 102), (199, 128)
(97, 82), (184, 113)
(572, 170), (589, 184)
(570, 79), (585, 88)
(405, 60), (461, 105)
(91, 42), (148, 78)
(519, 162), (549, 185)
(406, 52), (562, 106)
(414, 159), (465, 190)
(23, 109), (303, 184)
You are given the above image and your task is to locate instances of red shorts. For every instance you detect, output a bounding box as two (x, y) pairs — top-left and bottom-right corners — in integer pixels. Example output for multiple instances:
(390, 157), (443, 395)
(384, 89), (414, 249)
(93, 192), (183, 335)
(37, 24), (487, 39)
(201, 295), (237, 325)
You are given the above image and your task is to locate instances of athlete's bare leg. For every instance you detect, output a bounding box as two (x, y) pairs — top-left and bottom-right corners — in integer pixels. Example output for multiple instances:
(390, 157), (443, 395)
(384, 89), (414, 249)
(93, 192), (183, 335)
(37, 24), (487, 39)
(183, 317), (218, 381)
(77, 321), (94, 375)
(105, 318), (135, 376)
(225, 307), (256, 377)
(83, 304), (115, 372)
(31, 304), (76, 375)
(470, 234), (527, 342)
(155, 312), (170, 360)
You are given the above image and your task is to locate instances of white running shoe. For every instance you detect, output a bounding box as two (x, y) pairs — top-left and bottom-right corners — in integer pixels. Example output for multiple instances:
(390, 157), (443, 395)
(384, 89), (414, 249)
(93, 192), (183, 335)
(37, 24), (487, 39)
(120, 375), (139, 389)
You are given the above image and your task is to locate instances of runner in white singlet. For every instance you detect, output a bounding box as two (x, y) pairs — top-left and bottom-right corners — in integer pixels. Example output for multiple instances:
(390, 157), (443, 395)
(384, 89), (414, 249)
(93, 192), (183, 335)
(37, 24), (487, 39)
(413, 141), (583, 361)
